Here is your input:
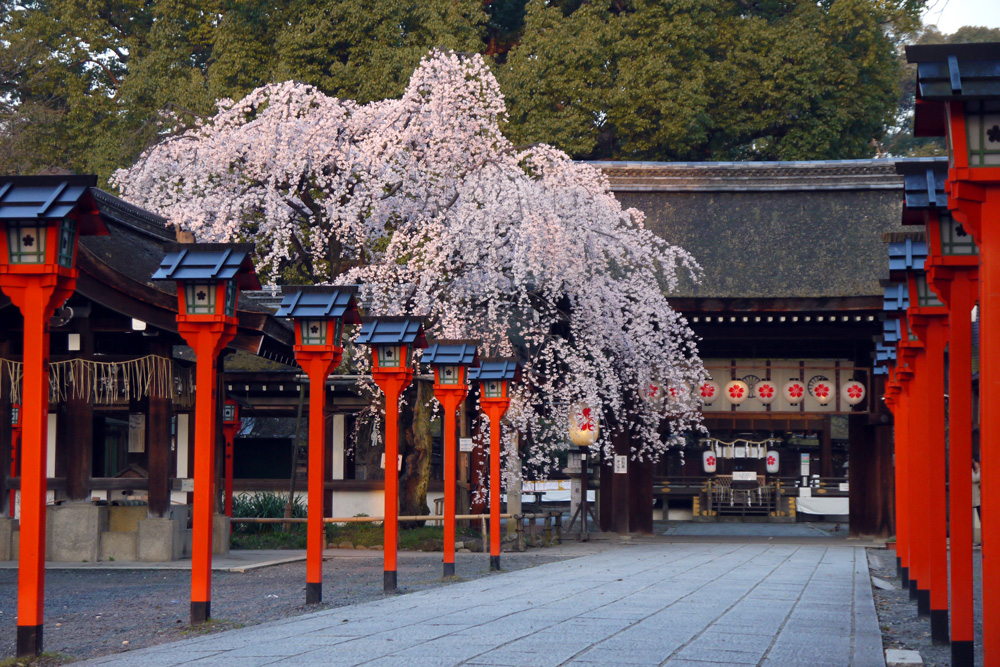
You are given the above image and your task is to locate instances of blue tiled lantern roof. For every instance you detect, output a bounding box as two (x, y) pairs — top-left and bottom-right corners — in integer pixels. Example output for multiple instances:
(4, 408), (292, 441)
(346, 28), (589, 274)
(874, 365), (889, 376)
(883, 318), (902, 343)
(356, 317), (427, 348)
(468, 358), (520, 383)
(0, 176), (108, 236)
(906, 42), (1000, 101)
(875, 343), (897, 364)
(275, 286), (361, 324)
(895, 158), (948, 214)
(888, 239), (927, 274)
(152, 243), (261, 290)
(422, 340), (479, 367)
(883, 284), (910, 312)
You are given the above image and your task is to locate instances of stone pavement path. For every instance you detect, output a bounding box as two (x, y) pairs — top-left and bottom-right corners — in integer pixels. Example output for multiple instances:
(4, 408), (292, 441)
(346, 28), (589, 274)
(77, 542), (883, 667)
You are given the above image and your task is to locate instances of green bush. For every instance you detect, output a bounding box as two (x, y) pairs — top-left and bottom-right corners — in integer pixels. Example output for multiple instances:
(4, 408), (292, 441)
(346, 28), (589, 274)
(231, 492), (306, 535)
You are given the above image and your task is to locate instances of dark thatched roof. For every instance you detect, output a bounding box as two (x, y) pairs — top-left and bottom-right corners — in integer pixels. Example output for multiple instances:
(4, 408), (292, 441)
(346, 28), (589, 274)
(596, 160), (906, 301)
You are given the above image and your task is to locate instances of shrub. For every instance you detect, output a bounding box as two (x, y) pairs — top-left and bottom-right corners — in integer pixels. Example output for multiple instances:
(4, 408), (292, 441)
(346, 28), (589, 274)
(231, 492), (306, 535)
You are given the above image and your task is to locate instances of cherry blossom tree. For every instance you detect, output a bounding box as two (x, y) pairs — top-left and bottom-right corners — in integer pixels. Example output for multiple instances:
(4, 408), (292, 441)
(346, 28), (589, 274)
(113, 49), (707, 497)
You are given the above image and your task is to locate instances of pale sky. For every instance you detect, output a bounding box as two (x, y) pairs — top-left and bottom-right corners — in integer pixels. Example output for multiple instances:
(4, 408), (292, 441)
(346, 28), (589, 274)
(923, 0), (1000, 33)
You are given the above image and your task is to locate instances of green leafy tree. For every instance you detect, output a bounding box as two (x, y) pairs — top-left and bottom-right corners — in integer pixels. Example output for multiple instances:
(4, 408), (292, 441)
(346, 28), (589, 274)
(500, 0), (925, 161)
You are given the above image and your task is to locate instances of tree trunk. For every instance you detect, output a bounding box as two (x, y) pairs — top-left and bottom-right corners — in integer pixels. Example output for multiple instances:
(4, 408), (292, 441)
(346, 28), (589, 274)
(401, 380), (433, 526)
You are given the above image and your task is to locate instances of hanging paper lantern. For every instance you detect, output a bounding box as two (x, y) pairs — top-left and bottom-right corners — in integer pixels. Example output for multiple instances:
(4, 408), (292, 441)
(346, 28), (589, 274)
(841, 380), (866, 406)
(569, 404), (599, 447)
(699, 381), (719, 405)
(766, 450), (780, 474)
(784, 380), (806, 405)
(703, 450), (717, 473)
(724, 380), (749, 405)
(810, 378), (834, 405)
(755, 380), (778, 405)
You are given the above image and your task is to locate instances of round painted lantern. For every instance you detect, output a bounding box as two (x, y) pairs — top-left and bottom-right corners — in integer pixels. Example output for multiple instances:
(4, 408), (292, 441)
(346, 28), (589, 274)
(724, 380), (749, 405)
(784, 380), (806, 405)
(755, 380), (778, 405)
(841, 380), (866, 406)
(766, 450), (780, 474)
(703, 450), (717, 473)
(699, 381), (719, 405)
(810, 378), (834, 405)
(642, 380), (664, 407)
(569, 404), (599, 447)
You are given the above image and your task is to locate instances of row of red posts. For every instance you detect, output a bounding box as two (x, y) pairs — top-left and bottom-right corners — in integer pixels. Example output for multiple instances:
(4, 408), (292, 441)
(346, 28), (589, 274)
(0, 201), (520, 654)
(880, 42), (1000, 667)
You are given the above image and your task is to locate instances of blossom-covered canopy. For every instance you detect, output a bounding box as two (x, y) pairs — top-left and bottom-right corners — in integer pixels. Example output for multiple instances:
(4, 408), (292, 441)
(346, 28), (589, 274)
(114, 50), (706, 465)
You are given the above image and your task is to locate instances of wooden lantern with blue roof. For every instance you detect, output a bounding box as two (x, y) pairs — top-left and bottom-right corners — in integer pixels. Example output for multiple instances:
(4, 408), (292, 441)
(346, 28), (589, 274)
(468, 357), (520, 572)
(421, 339), (479, 578)
(355, 315), (427, 593)
(150, 242), (260, 627)
(275, 286), (361, 605)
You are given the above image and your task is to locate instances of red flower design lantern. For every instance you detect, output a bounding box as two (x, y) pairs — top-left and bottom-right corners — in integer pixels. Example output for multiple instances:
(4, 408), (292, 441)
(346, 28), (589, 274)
(810, 380), (833, 405)
(699, 381), (719, 405)
(841, 381), (866, 406)
(724, 380), (749, 405)
(766, 450), (780, 474)
(703, 450), (717, 473)
(755, 380), (778, 405)
(784, 380), (806, 405)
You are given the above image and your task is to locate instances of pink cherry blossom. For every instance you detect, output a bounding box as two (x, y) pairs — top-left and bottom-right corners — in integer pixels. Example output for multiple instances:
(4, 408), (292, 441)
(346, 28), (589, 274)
(113, 50), (707, 469)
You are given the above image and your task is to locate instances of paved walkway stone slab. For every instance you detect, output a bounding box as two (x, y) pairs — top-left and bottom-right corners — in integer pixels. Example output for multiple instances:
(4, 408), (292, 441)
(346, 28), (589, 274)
(76, 542), (884, 666)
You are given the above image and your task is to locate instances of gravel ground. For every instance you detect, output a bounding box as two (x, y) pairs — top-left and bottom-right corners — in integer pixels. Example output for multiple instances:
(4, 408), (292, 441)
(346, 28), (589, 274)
(0, 547), (586, 663)
(868, 546), (984, 667)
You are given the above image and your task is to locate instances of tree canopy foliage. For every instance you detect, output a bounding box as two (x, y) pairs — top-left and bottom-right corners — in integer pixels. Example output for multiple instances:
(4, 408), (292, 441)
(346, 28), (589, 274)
(2, 0), (928, 180)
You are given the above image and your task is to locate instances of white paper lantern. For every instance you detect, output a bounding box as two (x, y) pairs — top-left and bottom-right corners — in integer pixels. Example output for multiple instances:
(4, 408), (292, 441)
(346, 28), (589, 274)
(766, 450), (780, 474)
(642, 381), (664, 405)
(703, 450), (717, 473)
(810, 379), (834, 405)
(784, 380), (806, 405)
(841, 380), (866, 406)
(755, 380), (778, 405)
(724, 380), (749, 405)
(569, 404), (599, 447)
(699, 381), (719, 405)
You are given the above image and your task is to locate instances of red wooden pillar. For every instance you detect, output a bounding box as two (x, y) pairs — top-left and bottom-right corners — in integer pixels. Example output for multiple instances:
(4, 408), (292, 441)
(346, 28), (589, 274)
(929, 264), (978, 665)
(370, 371), (410, 592)
(437, 389), (466, 577)
(481, 398), (510, 571)
(912, 315), (950, 642)
(885, 375), (909, 584)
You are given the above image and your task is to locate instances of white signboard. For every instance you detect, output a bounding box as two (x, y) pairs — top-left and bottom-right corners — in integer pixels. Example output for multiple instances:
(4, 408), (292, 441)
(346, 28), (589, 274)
(614, 455), (628, 474)
(380, 454), (403, 471)
(459, 437), (474, 453)
(839, 482), (850, 492)
(732, 471), (757, 482)
(179, 478), (194, 493)
(799, 487), (812, 498)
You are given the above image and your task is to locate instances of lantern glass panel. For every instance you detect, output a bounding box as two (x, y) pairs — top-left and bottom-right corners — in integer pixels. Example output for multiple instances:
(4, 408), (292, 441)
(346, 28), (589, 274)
(439, 365), (462, 385)
(377, 345), (403, 368)
(6, 220), (47, 264)
(185, 282), (217, 315)
(965, 100), (1000, 167)
(301, 319), (328, 346)
(222, 403), (237, 423)
(57, 218), (77, 268)
(939, 213), (977, 255)
(224, 279), (237, 316)
(484, 380), (504, 398)
(915, 274), (944, 308)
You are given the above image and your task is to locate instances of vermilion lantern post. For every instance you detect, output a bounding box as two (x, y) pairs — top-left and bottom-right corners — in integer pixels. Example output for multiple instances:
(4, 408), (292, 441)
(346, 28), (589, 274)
(151, 243), (260, 625)
(356, 317), (427, 592)
(0, 176), (108, 657)
(222, 400), (241, 522)
(908, 42), (1000, 661)
(9, 404), (20, 517)
(276, 286), (361, 603)
(468, 358), (520, 571)
(899, 158), (980, 664)
(422, 340), (479, 578)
